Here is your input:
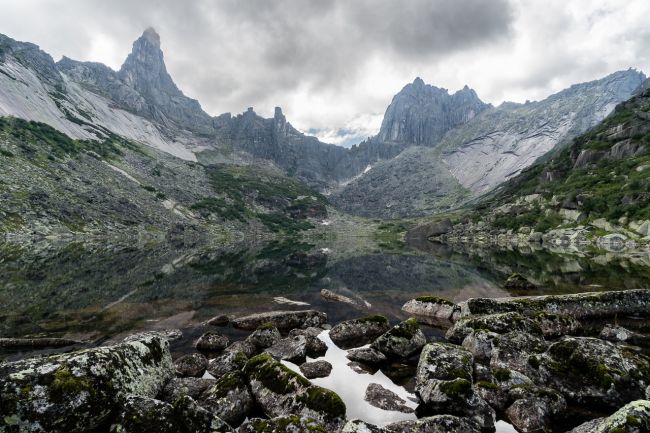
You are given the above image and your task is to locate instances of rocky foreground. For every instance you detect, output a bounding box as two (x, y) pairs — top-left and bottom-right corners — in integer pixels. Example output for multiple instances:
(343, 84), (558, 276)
(2, 291), (650, 433)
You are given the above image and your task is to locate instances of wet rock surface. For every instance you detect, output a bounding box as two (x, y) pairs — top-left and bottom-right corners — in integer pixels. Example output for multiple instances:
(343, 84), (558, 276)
(199, 371), (253, 426)
(371, 318), (427, 359)
(232, 310), (327, 331)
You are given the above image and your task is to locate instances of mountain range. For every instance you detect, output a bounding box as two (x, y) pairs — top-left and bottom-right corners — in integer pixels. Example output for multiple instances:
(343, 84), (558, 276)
(0, 28), (647, 233)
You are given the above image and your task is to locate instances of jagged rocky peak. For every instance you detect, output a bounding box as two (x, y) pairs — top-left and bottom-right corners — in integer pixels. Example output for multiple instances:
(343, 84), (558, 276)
(119, 27), (176, 95)
(377, 77), (489, 146)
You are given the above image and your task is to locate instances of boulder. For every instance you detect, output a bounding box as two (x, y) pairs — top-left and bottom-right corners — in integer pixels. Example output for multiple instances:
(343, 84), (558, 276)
(600, 324), (650, 346)
(567, 400), (650, 433)
(535, 337), (650, 409)
(206, 314), (230, 326)
(223, 340), (257, 358)
(289, 327), (328, 358)
(239, 415), (328, 433)
(415, 343), (495, 431)
(321, 289), (371, 310)
(446, 312), (542, 344)
(264, 335), (308, 364)
(232, 310), (327, 331)
(161, 377), (215, 403)
(0, 334), (174, 433)
(299, 360), (333, 379)
(401, 296), (457, 327)
(384, 415), (482, 433)
(461, 330), (498, 363)
(346, 347), (387, 365)
(172, 395), (231, 433)
(490, 331), (547, 375)
(458, 289), (650, 320)
(205, 350), (248, 380)
(342, 420), (385, 433)
(371, 318), (427, 359)
(200, 371), (253, 426)
(174, 353), (208, 378)
(246, 323), (282, 350)
(364, 383), (413, 413)
(330, 315), (391, 349)
(533, 312), (582, 338)
(243, 353), (346, 430)
(109, 395), (177, 433)
(505, 386), (566, 433)
(195, 332), (229, 352)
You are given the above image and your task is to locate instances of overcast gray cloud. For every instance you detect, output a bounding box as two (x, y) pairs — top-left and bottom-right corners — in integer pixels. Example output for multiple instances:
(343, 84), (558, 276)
(0, 0), (648, 146)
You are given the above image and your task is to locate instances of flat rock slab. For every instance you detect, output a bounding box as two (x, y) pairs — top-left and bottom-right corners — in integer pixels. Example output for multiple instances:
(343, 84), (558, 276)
(300, 360), (333, 379)
(232, 310), (327, 331)
(364, 383), (413, 413)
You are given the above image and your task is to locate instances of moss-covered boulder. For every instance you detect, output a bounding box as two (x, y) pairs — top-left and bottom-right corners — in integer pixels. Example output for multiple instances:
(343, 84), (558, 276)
(232, 310), (327, 331)
(371, 318), (426, 359)
(567, 400), (650, 433)
(109, 395), (177, 433)
(490, 331), (547, 375)
(415, 343), (495, 432)
(199, 371), (253, 426)
(536, 337), (650, 409)
(330, 315), (391, 349)
(401, 296), (457, 328)
(533, 312), (582, 338)
(246, 324), (282, 351)
(243, 353), (346, 430)
(461, 329), (498, 364)
(238, 415), (328, 433)
(206, 350), (248, 381)
(445, 312), (543, 344)
(384, 415), (482, 433)
(0, 334), (174, 433)
(172, 395), (231, 433)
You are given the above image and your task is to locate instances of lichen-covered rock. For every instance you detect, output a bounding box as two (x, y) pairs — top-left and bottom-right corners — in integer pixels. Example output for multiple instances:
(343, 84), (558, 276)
(173, 395), (231, 433)
(232, 310), (327, 331)
(364, 383), (413, 413)
(505, 386), (566, 433)
(535, 337), (650, 409)
(490, 331), (547, 375)
(264, 335), (308, 364)
(567, 400), (650, 433)
(532, 312), (582, 338)
(174, 353), (208, 377)
(195, 332), (229, 352)
(462, 330), (498, 363)
(371, 318), (426, 359)
(458, 289), (650, 320)
(200, 371), (253, 426)
(243, 353), (346, 430)
(600, 324), (650, 347)
(415, 343), (495, 431)
(238, 415), (328, 433)
(446, 312), (542, 344)
(401, 296), (457, 327)
(330, 315), (391, 349)
(246, 323), (282, 350)
(206, 350), (248, 381)
(224, 340), (257, 358)
(161, 377), (215, 403)
(341, 419), (385, 433)
(299, 360), (332, 379)
(346, 347), (387, 365)
(109, 395), (176, 433)
(0, 334), (174, 433)
(384, 415), (482, 433)
(289, 328), (328, 358)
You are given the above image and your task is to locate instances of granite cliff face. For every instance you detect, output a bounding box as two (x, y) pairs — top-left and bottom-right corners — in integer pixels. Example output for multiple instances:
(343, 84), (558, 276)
(377, 77), (489, 146)
(334, 70), (646, 218)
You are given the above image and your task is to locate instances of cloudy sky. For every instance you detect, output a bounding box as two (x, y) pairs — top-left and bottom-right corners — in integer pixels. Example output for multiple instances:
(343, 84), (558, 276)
(1, 0), (649, 146)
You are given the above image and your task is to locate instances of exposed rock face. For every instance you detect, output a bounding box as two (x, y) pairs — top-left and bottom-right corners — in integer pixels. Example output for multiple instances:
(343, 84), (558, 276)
(377, 78), (489, 146)
(243, 353), (346, 430)
(371, 318), (427, 359)
(446, 312), (543, 344)
(329, 315), (391, 349)
(568, 400), (650, 433)
(0, 334), (174, 433)
(415, 343), (495, 431)
(232, 310), (327, 331)
(364, 383), (413, 413)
